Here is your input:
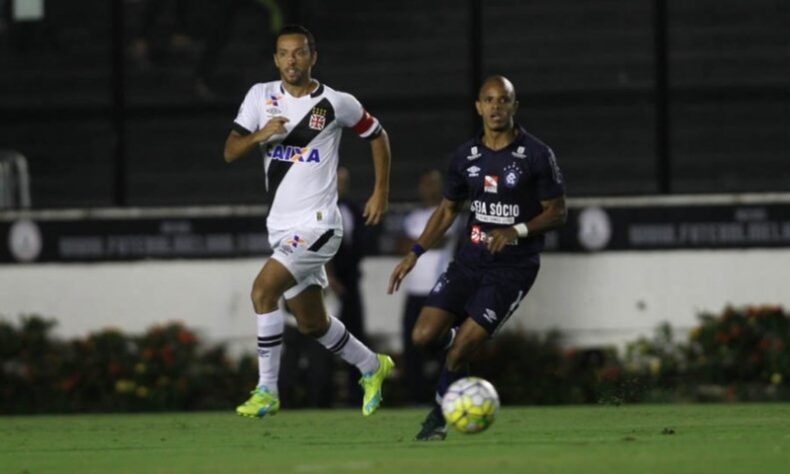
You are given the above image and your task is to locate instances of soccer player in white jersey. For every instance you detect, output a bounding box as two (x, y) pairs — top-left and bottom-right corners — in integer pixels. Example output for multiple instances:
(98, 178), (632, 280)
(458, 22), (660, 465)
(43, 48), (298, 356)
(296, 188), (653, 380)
(223, 25), (394, 419)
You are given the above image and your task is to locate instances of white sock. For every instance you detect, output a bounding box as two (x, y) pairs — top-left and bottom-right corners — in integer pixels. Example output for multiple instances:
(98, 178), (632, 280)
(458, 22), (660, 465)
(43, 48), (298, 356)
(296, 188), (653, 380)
(317, 315), (379, 375)
(256, 309), (284, 395)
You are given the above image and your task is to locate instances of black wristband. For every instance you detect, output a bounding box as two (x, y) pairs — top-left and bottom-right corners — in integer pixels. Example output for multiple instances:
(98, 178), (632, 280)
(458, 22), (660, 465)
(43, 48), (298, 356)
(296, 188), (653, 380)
(411, 243), (425, 257)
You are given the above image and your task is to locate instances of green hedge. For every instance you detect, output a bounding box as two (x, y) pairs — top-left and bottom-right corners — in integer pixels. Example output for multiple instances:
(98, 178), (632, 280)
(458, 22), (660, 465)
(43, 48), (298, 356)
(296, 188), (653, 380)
(620, 305), (790, 402)
(0, 318), (256, 413)
(461, 305), (789, 404)
(1, 305), (788, 413)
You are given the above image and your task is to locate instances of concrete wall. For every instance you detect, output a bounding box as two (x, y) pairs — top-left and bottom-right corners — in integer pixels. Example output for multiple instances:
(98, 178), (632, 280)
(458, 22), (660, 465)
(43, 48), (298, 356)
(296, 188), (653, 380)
(517, 250), (790, 347)
(2, 249), (789, 354)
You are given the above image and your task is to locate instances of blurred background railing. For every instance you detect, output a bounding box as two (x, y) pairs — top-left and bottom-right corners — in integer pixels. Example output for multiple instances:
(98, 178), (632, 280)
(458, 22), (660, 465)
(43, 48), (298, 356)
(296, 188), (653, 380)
(0, 150), (31, 209)
(0, 0), (788, 208)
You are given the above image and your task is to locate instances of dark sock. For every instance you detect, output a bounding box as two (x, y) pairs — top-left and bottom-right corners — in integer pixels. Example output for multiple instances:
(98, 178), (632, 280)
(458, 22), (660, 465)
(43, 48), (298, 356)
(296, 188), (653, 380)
(434, 365), (465, 406)
(422, 326), (459, 365)
(436, 326), (458, 351)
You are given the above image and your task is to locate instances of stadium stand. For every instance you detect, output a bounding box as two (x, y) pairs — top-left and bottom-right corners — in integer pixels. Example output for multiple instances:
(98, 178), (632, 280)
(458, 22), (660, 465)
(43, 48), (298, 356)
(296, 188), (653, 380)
(0, 0), (787, 208)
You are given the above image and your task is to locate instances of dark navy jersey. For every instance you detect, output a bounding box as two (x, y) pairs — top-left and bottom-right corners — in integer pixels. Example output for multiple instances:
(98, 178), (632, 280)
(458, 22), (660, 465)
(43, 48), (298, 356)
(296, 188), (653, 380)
(444, 125), (565, 266)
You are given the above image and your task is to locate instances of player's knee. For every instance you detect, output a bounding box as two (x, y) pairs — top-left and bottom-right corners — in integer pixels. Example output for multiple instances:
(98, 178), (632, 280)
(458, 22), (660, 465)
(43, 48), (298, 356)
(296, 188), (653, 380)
(411, 325), (438, 350)
(250, 284), (278, 314)
(297, 317), (329, 339)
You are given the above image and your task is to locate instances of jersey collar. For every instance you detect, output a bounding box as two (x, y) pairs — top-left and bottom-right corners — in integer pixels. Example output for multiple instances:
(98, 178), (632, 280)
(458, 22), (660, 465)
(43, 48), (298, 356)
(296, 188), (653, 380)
(473, 124), (528, 152)
(278, 80), (324, 98)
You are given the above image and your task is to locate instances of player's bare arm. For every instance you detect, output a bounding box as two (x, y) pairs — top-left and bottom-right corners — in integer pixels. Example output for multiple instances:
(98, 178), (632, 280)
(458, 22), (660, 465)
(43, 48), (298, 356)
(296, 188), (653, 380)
(487, 195), (567, 253)
(223, 116), (289, 163)
(388, 198), (464, 294)
(363, 129), (392, 226)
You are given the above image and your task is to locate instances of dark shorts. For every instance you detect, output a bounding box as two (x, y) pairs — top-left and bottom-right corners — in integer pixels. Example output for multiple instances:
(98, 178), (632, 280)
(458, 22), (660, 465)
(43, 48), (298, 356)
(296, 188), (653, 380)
(423, 255), (540, 335)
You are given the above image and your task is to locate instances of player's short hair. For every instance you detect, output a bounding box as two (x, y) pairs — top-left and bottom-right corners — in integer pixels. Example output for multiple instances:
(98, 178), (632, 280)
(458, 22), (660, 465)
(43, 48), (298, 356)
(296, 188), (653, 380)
(276, 24), (317, 53)
(478, 75), (517, 101)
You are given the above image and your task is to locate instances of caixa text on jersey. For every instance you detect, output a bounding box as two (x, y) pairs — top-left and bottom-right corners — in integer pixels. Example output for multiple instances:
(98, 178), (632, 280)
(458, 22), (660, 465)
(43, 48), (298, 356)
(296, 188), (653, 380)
(266, 145), (321, 163)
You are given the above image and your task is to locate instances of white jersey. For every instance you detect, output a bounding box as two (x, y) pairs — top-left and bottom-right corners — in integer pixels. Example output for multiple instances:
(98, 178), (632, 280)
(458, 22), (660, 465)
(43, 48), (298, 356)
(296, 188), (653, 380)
(403, 206), (461, 295)
(233, 80), (381, 231)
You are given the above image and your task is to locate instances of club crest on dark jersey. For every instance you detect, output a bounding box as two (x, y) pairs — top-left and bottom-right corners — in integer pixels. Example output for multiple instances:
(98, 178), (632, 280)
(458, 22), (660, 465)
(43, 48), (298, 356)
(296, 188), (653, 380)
(503, 162), (523, 188)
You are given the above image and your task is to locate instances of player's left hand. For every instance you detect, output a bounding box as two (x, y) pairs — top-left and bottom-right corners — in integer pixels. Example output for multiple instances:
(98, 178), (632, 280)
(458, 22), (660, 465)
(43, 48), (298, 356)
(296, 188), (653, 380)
(387, 252), (417, 294)
(486, 227), (518, 254)
(363, 191), (388, 226)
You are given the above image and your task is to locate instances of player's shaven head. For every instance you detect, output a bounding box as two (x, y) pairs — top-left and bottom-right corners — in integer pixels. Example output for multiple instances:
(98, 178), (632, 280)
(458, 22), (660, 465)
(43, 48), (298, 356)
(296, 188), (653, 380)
(276, 24), (317, 54)
(478, 75), (517, 102)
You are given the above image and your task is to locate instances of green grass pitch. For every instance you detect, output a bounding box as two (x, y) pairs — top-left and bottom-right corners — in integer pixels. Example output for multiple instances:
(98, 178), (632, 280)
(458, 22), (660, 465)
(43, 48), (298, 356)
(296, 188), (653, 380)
(2, 404), (789, 473)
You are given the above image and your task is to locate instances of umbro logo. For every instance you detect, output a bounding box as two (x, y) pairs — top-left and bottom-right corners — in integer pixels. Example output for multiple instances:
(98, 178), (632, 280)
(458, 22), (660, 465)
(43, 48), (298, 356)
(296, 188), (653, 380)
(467, 165), (481, 177)
(432, 275), (449, 294)
(482, 308), (497, 323)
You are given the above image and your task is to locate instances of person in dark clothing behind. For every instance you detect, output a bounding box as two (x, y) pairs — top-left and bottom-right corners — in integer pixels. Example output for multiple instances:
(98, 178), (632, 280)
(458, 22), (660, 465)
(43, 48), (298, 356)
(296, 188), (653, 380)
(281, 167), (369, 408)
(129, 0), (193, 68)
(193, 0), (283, 100)
(327, 166), (368, 405)
(397, 169), (460, 405)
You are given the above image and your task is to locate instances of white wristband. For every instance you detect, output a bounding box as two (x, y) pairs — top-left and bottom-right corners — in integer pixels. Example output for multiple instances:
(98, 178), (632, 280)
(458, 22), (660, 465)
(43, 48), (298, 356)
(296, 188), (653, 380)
(513, 223), (529, 238)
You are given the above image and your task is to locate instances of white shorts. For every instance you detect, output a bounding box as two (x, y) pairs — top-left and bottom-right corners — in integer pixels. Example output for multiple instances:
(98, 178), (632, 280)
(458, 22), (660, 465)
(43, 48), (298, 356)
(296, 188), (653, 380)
(269, 225), (343, 300)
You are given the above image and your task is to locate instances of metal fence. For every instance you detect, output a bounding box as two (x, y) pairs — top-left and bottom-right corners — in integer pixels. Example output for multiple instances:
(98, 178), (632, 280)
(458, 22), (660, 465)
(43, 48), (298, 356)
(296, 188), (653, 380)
(0, 0), (788, 208)
(0, 151), (31, 210)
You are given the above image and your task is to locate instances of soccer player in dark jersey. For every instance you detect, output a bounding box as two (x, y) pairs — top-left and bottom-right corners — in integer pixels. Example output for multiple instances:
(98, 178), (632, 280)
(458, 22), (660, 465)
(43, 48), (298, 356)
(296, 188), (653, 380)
(388, 75), (567, 440)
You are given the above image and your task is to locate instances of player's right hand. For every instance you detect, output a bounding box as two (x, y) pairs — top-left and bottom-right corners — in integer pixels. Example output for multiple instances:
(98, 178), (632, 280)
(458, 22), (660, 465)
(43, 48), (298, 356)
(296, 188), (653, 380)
(255, 116), (289, 143)
(387, 253), (417, 294)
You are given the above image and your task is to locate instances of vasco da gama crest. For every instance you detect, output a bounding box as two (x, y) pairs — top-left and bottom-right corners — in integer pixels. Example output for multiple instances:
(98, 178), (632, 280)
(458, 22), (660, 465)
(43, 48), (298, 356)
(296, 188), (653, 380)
(309, 106), (328, 131)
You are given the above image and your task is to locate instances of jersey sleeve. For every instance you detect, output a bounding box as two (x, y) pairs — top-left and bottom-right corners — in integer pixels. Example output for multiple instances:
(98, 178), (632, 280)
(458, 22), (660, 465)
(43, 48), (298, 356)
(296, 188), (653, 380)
(533, 146), (566, 200)
(335, 92), (382, 140)
(443, 153), (468, 201)
(232, 85), (261, 135)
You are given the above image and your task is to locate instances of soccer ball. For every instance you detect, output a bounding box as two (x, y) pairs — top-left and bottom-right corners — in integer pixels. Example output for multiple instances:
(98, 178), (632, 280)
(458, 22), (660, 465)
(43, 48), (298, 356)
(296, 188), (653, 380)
(441, 376), (500, 434)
